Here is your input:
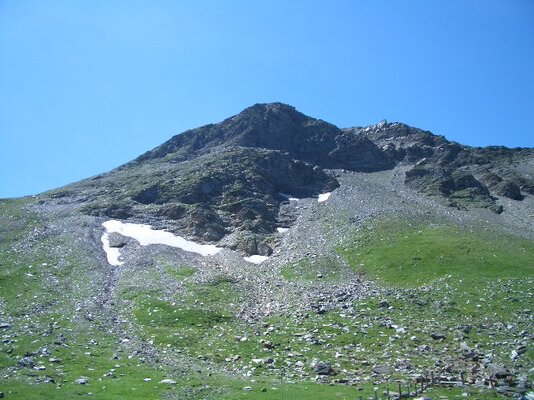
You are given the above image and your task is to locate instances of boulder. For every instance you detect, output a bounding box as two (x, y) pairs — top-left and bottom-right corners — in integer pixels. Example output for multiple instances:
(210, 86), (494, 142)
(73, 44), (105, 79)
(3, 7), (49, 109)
(372, 365), (390, 375)
(488, 364), (511, 379)
(18, 357), (35, 368)
(314, 362), (334, 375)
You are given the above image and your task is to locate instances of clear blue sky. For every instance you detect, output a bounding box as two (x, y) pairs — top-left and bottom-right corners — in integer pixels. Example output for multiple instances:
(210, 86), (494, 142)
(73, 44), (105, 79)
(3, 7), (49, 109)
(1, 1), (533, 198)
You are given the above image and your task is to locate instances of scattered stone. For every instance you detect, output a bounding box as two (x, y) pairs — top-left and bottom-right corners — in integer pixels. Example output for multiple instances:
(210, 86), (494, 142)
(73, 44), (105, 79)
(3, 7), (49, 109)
(243, 386), (252, 391)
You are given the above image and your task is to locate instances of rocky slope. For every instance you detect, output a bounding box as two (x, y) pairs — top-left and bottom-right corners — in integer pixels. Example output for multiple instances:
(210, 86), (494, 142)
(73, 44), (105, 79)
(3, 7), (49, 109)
(0, 103), (533, 399)
(45, 103), (534, 255)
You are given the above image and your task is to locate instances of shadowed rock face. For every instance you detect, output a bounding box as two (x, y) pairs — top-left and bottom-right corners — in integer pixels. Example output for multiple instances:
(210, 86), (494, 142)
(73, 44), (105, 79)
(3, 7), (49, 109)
(46, 102), (533, 253)
(355, 119), (534, 209)
(71, 146), (339, 253)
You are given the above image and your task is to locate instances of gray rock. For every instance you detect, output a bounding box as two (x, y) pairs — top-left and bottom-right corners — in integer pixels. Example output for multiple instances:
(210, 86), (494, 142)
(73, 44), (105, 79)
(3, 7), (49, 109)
(378, 300), (390, 308)
(431, 332), (446, 340)
(488, 364), (511, 379)
(75, 377), (89, 385)
(18, 357), (35, 368)
(314, 362), (334, 375)
(107, 232), (128, 248)
(372, 365), (390, 375)
(496, 181), (523, 200)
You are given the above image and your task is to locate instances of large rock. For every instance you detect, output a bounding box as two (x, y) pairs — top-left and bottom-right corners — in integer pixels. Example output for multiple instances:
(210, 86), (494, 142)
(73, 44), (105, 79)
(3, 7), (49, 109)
(372, 365), (391, 375)
(488, 364), (511, 379)
(107, 232), (128, 248)
(431, 332), (446, 340)
(314, 362), (334, 375)
(496, 181), (523, 200)
(18, 357), (35, 368)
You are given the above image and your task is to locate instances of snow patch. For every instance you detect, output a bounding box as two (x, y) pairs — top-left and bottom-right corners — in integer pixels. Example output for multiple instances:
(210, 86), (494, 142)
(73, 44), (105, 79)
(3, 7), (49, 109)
(317, 192), (332, 203)
(243, 255), (269, 264)
(101, 220), (222, 265)
(276, 227), (289, 233)
(279, 193), (300, 202)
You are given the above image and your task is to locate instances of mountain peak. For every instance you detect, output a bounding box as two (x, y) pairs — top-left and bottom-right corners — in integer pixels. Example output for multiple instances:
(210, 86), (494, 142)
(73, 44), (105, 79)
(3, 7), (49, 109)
(239, 102), (298, 114)
(135, 102), (393, 172)
(222, 102), (312, 132)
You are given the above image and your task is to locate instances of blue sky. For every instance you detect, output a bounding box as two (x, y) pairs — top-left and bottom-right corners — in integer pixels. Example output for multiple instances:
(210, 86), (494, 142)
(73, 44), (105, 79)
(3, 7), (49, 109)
(1, 1), (533, 198)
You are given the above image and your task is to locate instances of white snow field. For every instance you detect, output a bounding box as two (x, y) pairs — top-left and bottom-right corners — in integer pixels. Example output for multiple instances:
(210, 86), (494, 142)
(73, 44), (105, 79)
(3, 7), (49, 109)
(279, 193), (300, 201)
(243, 255), (270, 264)
(101, 220), (223, 265)
(317, 192), (332, 203)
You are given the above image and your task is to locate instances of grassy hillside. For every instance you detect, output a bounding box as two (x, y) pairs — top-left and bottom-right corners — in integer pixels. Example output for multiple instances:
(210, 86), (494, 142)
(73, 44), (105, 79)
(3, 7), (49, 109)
(0, 199), (531, 399)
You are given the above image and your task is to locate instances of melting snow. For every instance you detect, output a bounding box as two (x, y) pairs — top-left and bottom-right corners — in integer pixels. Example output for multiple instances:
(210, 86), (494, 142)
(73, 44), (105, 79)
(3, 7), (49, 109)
(243, 255), (269, 264)
(317, 192), (332, 203)
(276, 227), (289, 233)
(279, 193), (300, 201)
(101, 220), (222, 265)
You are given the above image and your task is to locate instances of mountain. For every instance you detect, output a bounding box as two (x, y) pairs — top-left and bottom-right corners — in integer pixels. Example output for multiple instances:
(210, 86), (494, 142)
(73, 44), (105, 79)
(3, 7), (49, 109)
(47, 103), (534, 254)
(0, 103), (533, 399)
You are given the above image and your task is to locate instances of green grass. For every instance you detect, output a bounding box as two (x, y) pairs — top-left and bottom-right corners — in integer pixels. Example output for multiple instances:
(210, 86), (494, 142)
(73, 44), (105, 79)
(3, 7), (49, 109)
(219, 380), (374, 399)
(338, 219), (534, 287)
(332, 218), (534, 381)
(1, 201), (530, 399)
(165, 264), (197, 279)
(0, 200), (177, 399)
(135, 299), (232, 329)
(132, 278), (236, 349)
(0, 331), (171, 400)
(281, 256), (349, 281)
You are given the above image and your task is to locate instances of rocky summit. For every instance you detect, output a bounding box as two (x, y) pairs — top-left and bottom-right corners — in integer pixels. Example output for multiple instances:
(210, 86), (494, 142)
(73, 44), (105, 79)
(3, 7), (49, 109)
(0, 103), (533, 399)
